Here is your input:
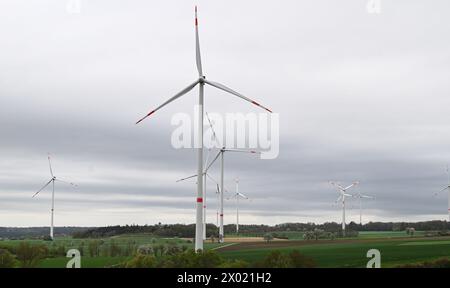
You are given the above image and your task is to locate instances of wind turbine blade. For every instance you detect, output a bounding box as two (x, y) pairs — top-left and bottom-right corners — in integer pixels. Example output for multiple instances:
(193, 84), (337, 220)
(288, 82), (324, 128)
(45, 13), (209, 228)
(32, 179), (53, 198)
(435, 186), (450, 196)
(204, 147), (212, 170)
(329, 181), (345, 191)
(205, 112), (221, 148)
(361, 194), (374, 199)
(176, 174), (198, 183)
(237, 192), (248, 199)
(343, 193), (353, 197)
(136, 80), (199, 124)
(344, 181), (359, 191)
(204, 79), (272, 113)
(335, 195), (343, 203)
(48, 154), (54, 177)
(55, 178), (78, 187)
(206, 173), (218, 185)
(205, 151), (221, 172)
(223, 148), (261, 154)
(195, 6), (203, 77)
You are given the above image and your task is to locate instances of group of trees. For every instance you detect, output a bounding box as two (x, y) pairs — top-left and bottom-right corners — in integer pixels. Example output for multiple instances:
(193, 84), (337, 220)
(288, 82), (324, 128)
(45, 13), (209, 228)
(123, 248), (315, 268)
(303, 229), (336, 241)
(0, 239), (142, 268)
(3, 221), (449, 240)
(0, 227), (93, 239)
(360, 220), (449, 232)
(71, 221), (450, 240)
(73, 224), (215, 239)
(0, 243), (49, 268)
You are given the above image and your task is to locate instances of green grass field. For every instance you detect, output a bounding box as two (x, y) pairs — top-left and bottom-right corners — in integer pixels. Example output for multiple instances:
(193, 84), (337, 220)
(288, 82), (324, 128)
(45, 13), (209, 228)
(2, 231), (450, 268)
(218, 237), (450, 267)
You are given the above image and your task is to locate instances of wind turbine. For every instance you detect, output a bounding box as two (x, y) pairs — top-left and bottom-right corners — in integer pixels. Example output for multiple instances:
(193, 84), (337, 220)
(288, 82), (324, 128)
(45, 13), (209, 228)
(32, 154), (77, 240)
(330, 181), (359, 237)
(135, 7), (272, 251)
(435, 165), (450, 221)
(352, 191), (374, 225)
(227, 178), (249, 235)
(204, 113), (260, 243)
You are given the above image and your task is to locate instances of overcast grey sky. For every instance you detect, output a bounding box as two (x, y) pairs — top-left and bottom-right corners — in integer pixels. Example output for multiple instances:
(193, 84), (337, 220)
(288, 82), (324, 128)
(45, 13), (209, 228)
(1, 0), (450, 227)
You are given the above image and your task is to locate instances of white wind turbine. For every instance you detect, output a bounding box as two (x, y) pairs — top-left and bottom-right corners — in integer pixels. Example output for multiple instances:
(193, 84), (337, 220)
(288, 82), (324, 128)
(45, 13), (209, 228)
(227, 178), (249, 235)
(135, 7), (271, 251)
(352, 191), (374, 225)
(435, 165), (450, 222)
(204, 113), (261, 243)
(330, 181), (359, 237)
(32, 154), (77, 240)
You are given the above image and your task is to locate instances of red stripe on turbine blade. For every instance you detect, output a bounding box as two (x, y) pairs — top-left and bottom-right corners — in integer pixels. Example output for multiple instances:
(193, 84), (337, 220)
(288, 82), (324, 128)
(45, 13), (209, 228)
(135, 110), (155, 124)
(195, 6), (198, 26)
(251, 100), (272, 113)
(197, 197), (203, 203)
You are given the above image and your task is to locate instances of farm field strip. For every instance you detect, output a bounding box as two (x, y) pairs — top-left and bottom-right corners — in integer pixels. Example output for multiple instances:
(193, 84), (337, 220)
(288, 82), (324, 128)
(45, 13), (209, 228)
(217, 236), (450, 267)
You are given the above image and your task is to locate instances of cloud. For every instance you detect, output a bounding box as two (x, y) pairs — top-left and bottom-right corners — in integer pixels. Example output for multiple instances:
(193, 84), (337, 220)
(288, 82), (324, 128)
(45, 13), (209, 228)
(1, 0), (450, 226)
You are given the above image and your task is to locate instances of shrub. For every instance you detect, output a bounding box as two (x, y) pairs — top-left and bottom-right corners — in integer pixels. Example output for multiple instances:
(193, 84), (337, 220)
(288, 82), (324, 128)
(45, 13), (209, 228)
(264, 233), (274, 243)
(162, 250), (223, 268)
(0, 249), (18, 268)
(396, 257), (450, 268)
(109, 239), (122, 257)
(15, 242), (48, 268)
(218, 259), (249, 268)
(288, 250), (316, 268)
(255, 250), (316, 268)
(87, 240), (101, 257)
(256, 251), (291, 268)
(124, 254), (157, 268)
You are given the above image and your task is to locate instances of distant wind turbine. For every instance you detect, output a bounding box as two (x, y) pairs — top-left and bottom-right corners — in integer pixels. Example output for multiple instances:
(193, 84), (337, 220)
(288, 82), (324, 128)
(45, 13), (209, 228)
(176, 164), (221, 240)
(330, 181), (359, 237)
(352, 191), (374, 225)
(204, 112), (261, 242)
(135, 7), (272, 251)
(32, 154), (77, 240)
(227, 178), (249, 235)
(435, 165), (450, 221)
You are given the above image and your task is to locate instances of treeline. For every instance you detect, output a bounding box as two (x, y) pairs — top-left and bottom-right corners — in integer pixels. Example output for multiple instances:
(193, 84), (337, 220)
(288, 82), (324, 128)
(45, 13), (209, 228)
(72, 220), (450, 239)
(358, 220), (450, 231)
(73, 224), (207, 238)
(0, 227), (94, 239)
